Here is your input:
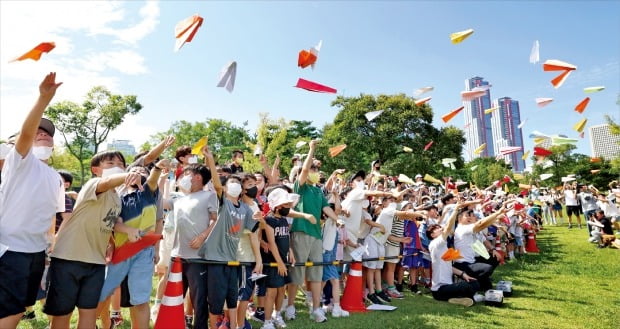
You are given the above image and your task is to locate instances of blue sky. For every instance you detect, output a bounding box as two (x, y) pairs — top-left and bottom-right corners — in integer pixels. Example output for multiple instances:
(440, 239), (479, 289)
(1, 1), (618, 167)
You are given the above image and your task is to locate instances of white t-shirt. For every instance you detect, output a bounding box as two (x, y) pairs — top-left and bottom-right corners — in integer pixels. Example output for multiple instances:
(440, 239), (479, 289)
(171, 190), (218, 259)
(369, 207), (396, 245)
(564, 190), (578, 206)
(440, 204), (456, 227)
(429, 235), (453, 291)
(598, 201), (619, 217)
(454, 223), (477, 263)
(0, 148), (63, 253)
(341, 187), (367, 242)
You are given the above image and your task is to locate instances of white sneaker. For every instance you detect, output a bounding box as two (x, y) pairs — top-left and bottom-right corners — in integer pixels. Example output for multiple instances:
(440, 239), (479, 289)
(448, 297), (474, 307)
(331, 305), (349, 318)
(310, 308), (327, 323)
(261, 320), (276, 329)
(473, 293), (485, 303)
(284, 305), (296, 321)
(280, 298), (288, 313)
(273, 315), (287, 328)
(150, 303), (160, 322)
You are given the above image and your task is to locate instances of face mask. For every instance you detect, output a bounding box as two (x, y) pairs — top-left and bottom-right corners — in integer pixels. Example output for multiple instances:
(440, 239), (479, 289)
(277, 207), (291, 217)
(226, 182), (242, 198)
(361, 200), (370, 209)
(188, 156), (198, 164)
(102, 166), (125, 178)
(355, 180), (365, 189)
(245, 186), (258, 198)
(387, 202), (397, 210)
(308, 172), (320, 184)
(178, 175), (193, 191)
(0, 143), (12, 160)
(131, 175), (147, 189)
(234, 158), (244, 165)
(32, 146), (53, 160)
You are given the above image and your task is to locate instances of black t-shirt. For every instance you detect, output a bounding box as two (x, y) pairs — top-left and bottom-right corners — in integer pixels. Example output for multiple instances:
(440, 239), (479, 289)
(261, 215), (290, 263)
(600, 217), (614, 235)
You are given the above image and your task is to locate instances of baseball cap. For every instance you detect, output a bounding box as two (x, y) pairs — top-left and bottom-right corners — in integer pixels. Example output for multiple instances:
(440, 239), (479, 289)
(39, 118), (55, 137)
(415, 174), (422, 178)
(348, 170), (366, 183)
(268, 188), (299, 209)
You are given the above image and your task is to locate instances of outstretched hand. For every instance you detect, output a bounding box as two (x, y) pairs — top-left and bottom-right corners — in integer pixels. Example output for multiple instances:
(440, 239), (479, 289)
(39, 72), (62, 100)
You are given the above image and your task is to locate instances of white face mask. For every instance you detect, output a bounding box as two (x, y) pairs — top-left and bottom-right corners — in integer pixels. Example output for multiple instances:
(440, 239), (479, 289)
(187, 156), (198, 164)
(226, 182), (242, 198)
(178, 175), (193, 192)
(361, 200), (370, 209)
(355, 180), (365, 189)
(32, 146), (53, 160)
(102, 166), (125, 178)
(387, 202), (397, 210)
(0, 143), (13, 160)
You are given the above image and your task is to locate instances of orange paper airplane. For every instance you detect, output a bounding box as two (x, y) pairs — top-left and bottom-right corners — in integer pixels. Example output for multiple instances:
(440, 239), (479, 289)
(415, 97), (432, 105)
(441, 248), (462, 261)
(441, 106), (464, 123)
(175, 14), (204, 52)
(329, 144), (347, 157)
(11, 42), (55, 62)
(298, 40), (322, 69)
(574, 97), (590, 114)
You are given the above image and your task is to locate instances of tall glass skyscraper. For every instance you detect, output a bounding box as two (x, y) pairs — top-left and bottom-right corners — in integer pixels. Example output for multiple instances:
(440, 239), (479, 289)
(463, 77), (494, 159)
(491, 97), (526, 172)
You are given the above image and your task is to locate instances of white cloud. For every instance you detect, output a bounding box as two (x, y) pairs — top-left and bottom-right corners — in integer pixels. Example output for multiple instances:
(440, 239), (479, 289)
(0, 1), (159, 140)
(105, 114), (157, 150)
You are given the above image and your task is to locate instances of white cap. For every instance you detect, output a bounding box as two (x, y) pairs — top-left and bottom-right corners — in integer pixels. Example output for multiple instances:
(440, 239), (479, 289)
(415, 174), (423, 178)
(268, 188), (299, 209)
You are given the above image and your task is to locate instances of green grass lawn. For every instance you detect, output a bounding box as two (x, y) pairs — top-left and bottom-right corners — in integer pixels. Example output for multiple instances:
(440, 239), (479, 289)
(18, 225), (620, 329)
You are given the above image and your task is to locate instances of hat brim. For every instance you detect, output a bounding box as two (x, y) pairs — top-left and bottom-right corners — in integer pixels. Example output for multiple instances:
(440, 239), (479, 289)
(39, 118), (55, 137)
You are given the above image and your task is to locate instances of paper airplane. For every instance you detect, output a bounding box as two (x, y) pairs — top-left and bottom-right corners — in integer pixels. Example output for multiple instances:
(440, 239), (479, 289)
(543, 59), (577, 71)
(441, 106), (464, 123)
(590, 157), (601, 163)
(591, 169), (601, 174)
(298, 40), (322, 69)
(329, 144), (347, 157)
(552, 136), (578, 145)
(534, 147), (552, 156)
(536, 98), (553, 107)
(550, 70), (573, 89)
(529, 40), (540, 64)
(415, 97), (432, 106)
(529, 131), (550, 139)
(561, 176), (576, 182)
(295, 141), (307, 148)
(295, 78), (336, 93)
(442, 158), (457, 169)
(365, 110), (383, 121)
(521, 150), (530, 160)
(574, 97), (590, 114)
(175, 14), (204, 52)
(461, 90), (487, 101)
(472, 85), (491, 92)
(397, 174), (414, 185)
(498, 146), (522, 156)
(217, 61), (237, 93)
(484, 107), (499, 114)
(191, 137), (208, 155)
(533, 137), (547, 145)
(450, 28), (474, 44)
(542, 160), (554, 169)
(10, 42), (55, 62)
(403, 146), (413, 153)
(470, 165), (478, 171)
(518, 119), (528, 129)
(474, 143), (486, 155)
(423, 140), (434, 151)
(573, 118), (587, 133)
(413, 86), (434, 96)
(584, 86), (604, 93)
(367, 304), (398, 311)
(423, 174), (442, 185)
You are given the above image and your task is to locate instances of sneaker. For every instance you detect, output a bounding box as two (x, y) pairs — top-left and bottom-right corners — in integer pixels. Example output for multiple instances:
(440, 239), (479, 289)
(448, 297), (474, 307)
(409, 284), (420, 294)
(22, 311), (35, 320)
(365, 293), (383, 305)
(111, 314), (124, 329)
(568, 224), (572, 229)
(310, 308), (327, 323)
(395, 282), (403, 292)
(260, 320), (276, 329)
(150, 303), (160, 322)
(252, 309), (265, 323)
(273, 314), (287, 328)
(387, 288), (404, 299)
(242, 319), (253, 329)
(473, 293), (485, 303)
(284, 305), (296, 321)
(331, 305), (349, 318)
(376, 290), (391, 303)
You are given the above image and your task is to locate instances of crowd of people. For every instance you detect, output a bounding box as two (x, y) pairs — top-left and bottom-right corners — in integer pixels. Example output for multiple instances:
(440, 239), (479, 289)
(1, 73), (619, 329)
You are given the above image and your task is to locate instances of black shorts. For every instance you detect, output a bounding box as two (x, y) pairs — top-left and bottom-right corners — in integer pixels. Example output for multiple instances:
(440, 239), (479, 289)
(566, 205), (581, 216)
(206, 264), (239, 315)
(0, 250), (46, 318)
(43, 258), (105, 315)
(263, 266), (290, 289)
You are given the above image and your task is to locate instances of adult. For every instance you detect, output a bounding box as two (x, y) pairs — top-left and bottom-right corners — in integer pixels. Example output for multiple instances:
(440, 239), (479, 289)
(0, 72), (64, 329)
(563, 182), (582, 229)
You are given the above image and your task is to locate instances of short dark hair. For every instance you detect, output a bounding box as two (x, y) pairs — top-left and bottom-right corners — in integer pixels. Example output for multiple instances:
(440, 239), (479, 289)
(175, 146), (192, 162)
(426, 224), (441, 239)
(90, 151), (126, 173)
(58, 170), (73, 186)
(184, 164), (211, 186)
(241, 173), (257, 185)
(232, 150), (244, 158)
(224, 174), (242, 185)
(441, 194), (455, 204)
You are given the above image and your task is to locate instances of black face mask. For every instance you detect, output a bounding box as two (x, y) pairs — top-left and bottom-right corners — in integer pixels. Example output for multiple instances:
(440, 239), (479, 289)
(245, 186), (258, 198)
(131, 175), (147, 189)
(319, 177), (327, 184)
(375, 167), (381, 170)
(277, 207), (291, 217)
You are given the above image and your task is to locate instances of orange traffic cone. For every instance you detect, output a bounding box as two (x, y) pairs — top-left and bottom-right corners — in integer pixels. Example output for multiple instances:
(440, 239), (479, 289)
(341, 262), (367, 313)
(494, 235), (505, 265)
(154, 257), (185, 329)
(524, 224), (540, 253)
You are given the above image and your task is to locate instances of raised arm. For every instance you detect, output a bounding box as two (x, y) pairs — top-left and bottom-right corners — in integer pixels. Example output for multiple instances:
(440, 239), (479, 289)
(202, 143), (222, 198)
(15, 72), (62, 157)
(142, 135), (175, 165)
(146, 159), (170, 191)
(298, 139), (319, 186)
(473, 202), (513, 233)
(442, 203), (462, 240)
(96, 172), (142, 194)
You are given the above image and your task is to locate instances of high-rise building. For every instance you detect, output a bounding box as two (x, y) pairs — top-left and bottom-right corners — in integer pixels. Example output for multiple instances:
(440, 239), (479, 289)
(491, 97), (526, 172)
(463, 77), (494, 160)
(107, 139), (136, 156)
(589, 124), (620, 159)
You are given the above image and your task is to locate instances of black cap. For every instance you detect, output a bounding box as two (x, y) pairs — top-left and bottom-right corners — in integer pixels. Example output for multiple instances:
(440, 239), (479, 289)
(348, 170), (366, 183)
(39, 118), (55, 137)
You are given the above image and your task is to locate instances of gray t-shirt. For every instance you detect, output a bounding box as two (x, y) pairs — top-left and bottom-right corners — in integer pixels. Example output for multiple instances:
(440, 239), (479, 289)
(171, 190), (218, 259)
(198, 197), (258, 262)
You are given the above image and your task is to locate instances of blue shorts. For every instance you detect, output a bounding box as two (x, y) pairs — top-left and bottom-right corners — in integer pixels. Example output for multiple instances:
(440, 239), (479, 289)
(99, 247), (154, 305)
(322, 247), (339, 281)
(401, 248), (423, 269)
(514, 236), (524, 247)
(238, 265), (256, 301)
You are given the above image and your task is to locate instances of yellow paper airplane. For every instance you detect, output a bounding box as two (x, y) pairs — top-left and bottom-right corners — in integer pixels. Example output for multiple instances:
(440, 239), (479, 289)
(573, 118), (587, 133)
(403, 146), (413, 153)
(484, 107), (498, 114)
(191, 136), (208, 155)
(521, 150), (530, 160)
(584, 86), (604, 93)
(474, 143), (486, 155)
(533, 137), (547, 145)
(450, 28), (474, 44)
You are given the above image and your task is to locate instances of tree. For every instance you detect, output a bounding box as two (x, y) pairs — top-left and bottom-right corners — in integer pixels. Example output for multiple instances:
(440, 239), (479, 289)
(49, 147), (83, 186)
(465, 157), (512, 188)
(319, 93), (466, 178)
(46, 87), (142, 184)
